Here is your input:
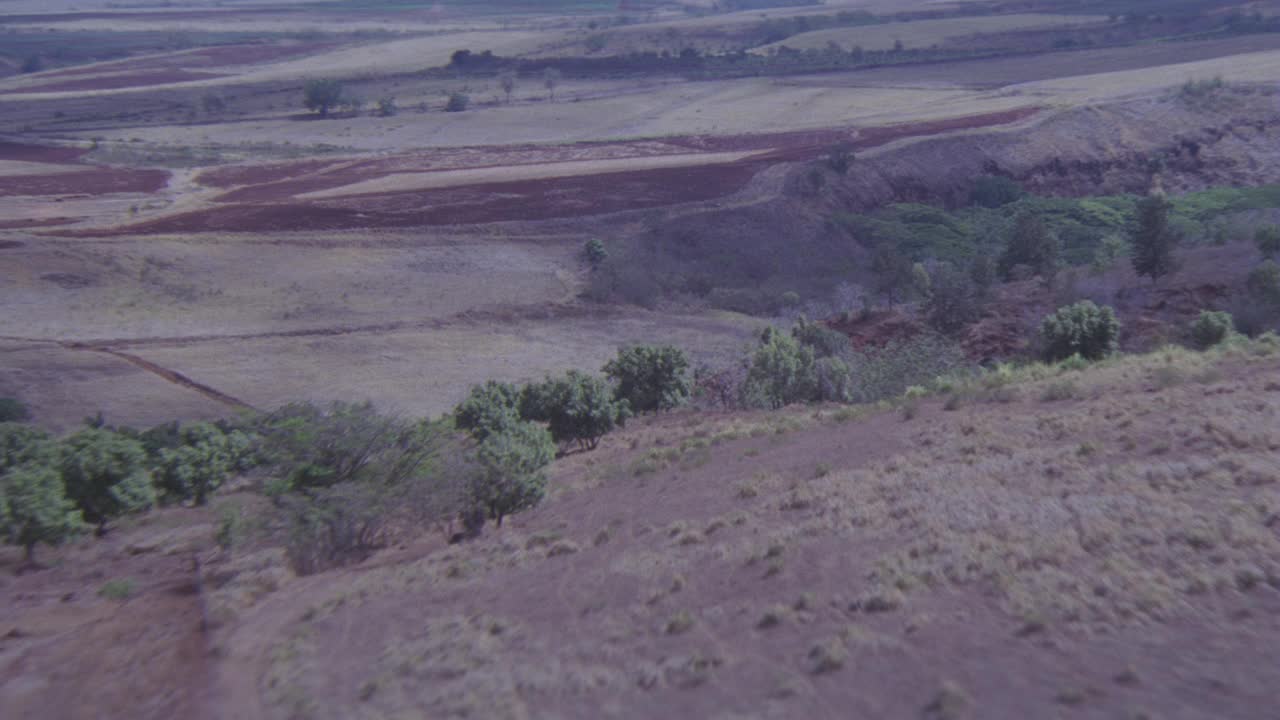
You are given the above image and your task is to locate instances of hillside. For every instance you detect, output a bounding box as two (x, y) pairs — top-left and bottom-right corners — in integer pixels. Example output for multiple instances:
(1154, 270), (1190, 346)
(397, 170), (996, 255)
(3, 338), (1278, 719)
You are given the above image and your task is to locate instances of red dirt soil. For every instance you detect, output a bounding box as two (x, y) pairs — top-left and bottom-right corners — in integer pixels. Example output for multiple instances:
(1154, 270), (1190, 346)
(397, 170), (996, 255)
(0, 70), (227, 94)
(0, 141), (87, 164)
(0, 166), (169, 197)
(101, 107), (1038, 235)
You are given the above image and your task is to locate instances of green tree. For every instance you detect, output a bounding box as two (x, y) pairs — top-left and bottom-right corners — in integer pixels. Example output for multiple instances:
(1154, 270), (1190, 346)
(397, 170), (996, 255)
(969, 175), (1024, 208)
(924, 262), (981, 335)
(1247, 260), (1280, 306)
(814, 355), (853, 403)
(154, 423), (245, 505)
(303, 78), (345, 117)
(498, 69), (517, 104)
(57, 428), (155, 533)
(453, 381), (522, 441)
(1091, 233), (1130, 273)
(1255, 225), (1280, 260)
(791, 318), (851, 359)
(0, 423), (51, 475)
(1131, 194), (1179, 282)
(521, 371), (629, 451)
(969, 255), (995, 296)
(471, 420), (553, 526)
(603, 345), (691, 415)
(445, 91), (470, 112)
(1039, 301), (1121, 362)
(582, 239), (608, 269)
(999, 213), (1060, 280)
(543, 67), (562, 102)
(1, 464), (83, 565)
(741, 327), (817, 409)
(910, 262), (932, 300)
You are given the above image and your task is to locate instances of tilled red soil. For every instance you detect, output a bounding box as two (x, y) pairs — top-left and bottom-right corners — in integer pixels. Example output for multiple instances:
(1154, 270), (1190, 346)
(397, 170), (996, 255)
(0, 166), (169, 197)
(97, 107), (1038, 235)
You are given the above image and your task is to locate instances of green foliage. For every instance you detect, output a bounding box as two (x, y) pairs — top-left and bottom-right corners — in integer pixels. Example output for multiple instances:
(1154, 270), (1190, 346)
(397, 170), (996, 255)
(603, 344), (692, 414)
(1189, 311), (1234, 350)
(1255, 225), (1280, 259)
(303, 78), (344, 116)
(0, 398), (31, 423)
(0, 463), (83, 564)
(0, 423), (52, 475)
(814, 355), (853, 403)
(969, 175), (1024, 208)
(1131, 194), (1180, 282)
(1091, 233), (1130, 272)
(999, 213), (1060, 280)
(845, 334), (967, 404)
(445, 91), (470, 112)
(869, 243), (914, 306)
(256, 402), (440, 491)
(582, 239), (608, 268)
(283, 480), (399, 574)
(741, 327), (817, 409)
(153, 422), (251, 505)
(472, 421), (553, 525)
(791, 318), (851, 359)
(453, 381), (522, 441)
(521, 371), (630, 451)
(1039, 301), (1121, 362)
(58, 428), (155, 531)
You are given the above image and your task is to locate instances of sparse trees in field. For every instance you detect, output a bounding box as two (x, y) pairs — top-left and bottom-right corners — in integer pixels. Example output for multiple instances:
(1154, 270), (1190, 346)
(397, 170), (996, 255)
(471, 420), (553, 526)
(999, 213), (1060, 281)
(1131, 193), (1179, 282)
(543, 67), (562, 102)
(1255, 224), (1280, 259)
(303, 78), (345, 117)
(498, 69), (518, 103)
(1039, 300), (1121, 362)
(57, 428), (156, 533)
(0, 464), (83, 565)
(603, 345), (692, 414)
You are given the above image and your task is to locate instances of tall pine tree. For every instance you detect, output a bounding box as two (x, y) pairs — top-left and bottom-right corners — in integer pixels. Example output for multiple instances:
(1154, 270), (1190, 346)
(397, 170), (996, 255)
(1131, 193), (1179, 282)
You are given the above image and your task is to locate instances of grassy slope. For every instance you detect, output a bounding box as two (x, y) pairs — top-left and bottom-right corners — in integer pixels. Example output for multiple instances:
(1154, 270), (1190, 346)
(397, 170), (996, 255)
(237, 337), (1280, 719)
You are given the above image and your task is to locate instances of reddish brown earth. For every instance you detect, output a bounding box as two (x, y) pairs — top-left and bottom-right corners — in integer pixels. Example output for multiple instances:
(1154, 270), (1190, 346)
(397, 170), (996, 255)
(0, 166), (169, 197)
(0, 142), (87, 164)
(0, 217), (81, 229)
(87, 108), (1038, 235)
(0, 71), (228, 94)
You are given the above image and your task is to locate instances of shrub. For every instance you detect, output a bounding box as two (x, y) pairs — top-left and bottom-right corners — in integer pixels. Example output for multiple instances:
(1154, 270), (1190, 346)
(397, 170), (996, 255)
(582, 239), (608, 268)
(1131, 194), (1179, 282)
(0, 398), (31, 423)
(283, 480), (398, 574)
(814, 356), (853, 403)
(98, 578), (135, 601)
(741, 327), (817, 409)
(1039, 301), (1121, 362)
(376, 96), (398, 117)
(0, 463), (83, 564)
(445, 91), (470, 112)
(57, 428), (156, 533)
(925, 262), (981, 334)
(1255, 225), (1280, 259)
(791, 318), (851, 358)
(255, 401), (439, 491)
(603, 345), (691, 414)
(1189, 311), (1234, 350)
(471, 420), (553, 526)
(520, 371), (630, 451)
(453, 380), (522, 441)
(303, 78), (344, 116)
(1247, 260), (1280, 306)
(845, 334), (967, 404)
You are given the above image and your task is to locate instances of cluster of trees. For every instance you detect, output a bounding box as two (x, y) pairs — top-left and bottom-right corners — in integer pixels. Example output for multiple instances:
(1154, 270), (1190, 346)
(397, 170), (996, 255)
(0, 415), (253, 564)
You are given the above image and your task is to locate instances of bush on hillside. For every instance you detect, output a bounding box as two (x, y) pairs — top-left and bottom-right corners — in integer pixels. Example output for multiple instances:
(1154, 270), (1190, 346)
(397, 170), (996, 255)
(153, 422), (253, 505)
(0, 423), (52, 475)
(303, 78), (344, 116)
(741, 327), (817, 409)
(1189, 310), (1234, 350)
(1255, 225), (1280, 259)
(791, 318), (851, 359)
(57, 428), (156, 533)
(1039, 301), (1121, 362)
(520, 371), (630, 451)
(471, 420), (554, 526)
(454, 381), (522, 441)
(603, 345), (692, 415)
(0, 463), (83, 565)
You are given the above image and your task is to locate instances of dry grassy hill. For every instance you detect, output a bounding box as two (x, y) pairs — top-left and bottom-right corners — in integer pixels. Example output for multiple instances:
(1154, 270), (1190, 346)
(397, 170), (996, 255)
(2, 338), (1278, 719)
